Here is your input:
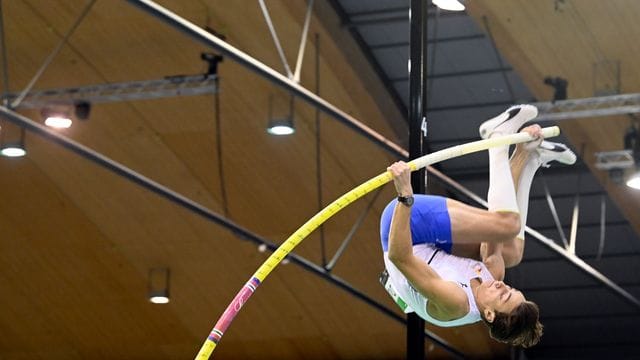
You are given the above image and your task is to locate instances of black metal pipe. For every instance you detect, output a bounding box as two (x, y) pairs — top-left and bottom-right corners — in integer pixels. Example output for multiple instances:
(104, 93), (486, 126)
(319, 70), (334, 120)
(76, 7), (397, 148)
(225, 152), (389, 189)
(408, 0), (428, 358)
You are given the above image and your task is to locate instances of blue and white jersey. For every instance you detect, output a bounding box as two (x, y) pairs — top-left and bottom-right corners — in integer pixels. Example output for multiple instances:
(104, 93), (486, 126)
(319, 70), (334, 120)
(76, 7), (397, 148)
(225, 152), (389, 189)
(383, 243), (494, 327)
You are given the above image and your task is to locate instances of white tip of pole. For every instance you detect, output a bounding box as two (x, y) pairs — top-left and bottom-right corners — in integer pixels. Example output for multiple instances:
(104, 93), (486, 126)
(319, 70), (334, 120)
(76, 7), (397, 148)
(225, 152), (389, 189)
(408, 126), (561, 171)
(541, 126), (560, 138)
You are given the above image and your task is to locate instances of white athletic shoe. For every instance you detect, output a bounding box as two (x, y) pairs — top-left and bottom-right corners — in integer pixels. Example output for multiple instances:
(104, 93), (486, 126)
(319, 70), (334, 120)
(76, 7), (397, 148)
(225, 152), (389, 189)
(537, 141), (577, 168)
(479, 104), (539, 139)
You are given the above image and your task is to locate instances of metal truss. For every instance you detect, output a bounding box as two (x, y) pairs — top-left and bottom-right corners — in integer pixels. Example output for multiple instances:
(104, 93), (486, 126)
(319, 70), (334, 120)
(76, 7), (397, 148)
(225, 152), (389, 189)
(6, 74), (218, 109)
(595, 150), (635, 170)
(534, 93), (640, 122)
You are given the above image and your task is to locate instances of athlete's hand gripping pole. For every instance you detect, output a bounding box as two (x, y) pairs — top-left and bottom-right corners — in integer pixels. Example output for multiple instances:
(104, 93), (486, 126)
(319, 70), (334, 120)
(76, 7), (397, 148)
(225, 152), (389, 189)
(195, 126), (560, 359)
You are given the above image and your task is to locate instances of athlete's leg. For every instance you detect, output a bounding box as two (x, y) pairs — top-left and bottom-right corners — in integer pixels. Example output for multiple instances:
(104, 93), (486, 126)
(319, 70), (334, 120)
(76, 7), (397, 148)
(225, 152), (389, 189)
(501, 138), (540, 266)
(448, 105), (538, 248)
(502, 140), (577, 267)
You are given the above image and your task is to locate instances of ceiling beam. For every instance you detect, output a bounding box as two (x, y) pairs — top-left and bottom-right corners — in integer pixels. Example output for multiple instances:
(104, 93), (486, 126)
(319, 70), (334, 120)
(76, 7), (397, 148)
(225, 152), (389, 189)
(392, 66), (513, 82)
(346, 6), (408, 18)
(370, 34), (485, 50)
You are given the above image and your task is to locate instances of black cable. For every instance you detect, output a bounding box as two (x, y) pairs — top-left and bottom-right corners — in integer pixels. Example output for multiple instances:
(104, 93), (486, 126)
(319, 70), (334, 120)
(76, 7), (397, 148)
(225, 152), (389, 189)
(214, 77), (229, 216)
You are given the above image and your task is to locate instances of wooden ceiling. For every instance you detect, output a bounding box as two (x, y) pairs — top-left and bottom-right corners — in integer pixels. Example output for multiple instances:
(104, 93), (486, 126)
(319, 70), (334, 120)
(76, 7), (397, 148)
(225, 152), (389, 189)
(0, 0), (508, 359)
(467, 0), (640, 236)
(4, 0), (640, 359)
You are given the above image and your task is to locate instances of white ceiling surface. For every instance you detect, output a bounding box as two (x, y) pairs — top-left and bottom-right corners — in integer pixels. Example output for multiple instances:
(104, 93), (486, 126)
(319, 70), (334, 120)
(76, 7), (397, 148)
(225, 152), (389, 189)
(332, 0), (640, 357)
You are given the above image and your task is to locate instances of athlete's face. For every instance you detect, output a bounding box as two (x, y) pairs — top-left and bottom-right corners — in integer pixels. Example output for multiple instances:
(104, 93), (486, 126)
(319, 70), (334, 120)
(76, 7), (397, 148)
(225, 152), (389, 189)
(477, 280), (525, 316)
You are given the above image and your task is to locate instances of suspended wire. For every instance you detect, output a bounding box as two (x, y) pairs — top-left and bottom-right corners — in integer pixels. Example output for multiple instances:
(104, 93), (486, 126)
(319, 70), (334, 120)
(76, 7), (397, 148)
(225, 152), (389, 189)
(214, 77), (229, 216)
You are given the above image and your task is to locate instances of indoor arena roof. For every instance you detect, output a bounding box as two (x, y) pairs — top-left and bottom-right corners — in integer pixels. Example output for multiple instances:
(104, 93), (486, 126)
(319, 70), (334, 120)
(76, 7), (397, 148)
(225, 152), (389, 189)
(1, 1), (639, 359)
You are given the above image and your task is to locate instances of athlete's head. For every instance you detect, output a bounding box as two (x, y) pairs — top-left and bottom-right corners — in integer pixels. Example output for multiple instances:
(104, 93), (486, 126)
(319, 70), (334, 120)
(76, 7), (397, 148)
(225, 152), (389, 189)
(475, 280), (543, 348)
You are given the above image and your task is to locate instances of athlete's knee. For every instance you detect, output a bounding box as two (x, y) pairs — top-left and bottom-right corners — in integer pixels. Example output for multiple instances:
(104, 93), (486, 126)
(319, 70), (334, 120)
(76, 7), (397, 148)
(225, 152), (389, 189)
(493, 212), (521, 241)
(504, 240), (524, 268)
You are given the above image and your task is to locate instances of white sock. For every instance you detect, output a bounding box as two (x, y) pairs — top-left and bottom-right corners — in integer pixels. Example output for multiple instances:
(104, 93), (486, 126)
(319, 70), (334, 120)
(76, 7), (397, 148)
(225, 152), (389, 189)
(515, 154), (542, 239)
(487, 144), (519, 213)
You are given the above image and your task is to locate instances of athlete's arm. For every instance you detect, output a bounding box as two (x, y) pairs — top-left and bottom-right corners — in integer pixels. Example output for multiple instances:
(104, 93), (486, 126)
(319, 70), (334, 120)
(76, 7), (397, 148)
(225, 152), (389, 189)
(386, 162), (468, 317)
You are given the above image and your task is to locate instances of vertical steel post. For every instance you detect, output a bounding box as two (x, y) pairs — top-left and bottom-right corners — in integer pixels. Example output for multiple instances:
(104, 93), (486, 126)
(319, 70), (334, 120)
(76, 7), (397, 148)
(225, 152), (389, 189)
(408, 0), (429, 358)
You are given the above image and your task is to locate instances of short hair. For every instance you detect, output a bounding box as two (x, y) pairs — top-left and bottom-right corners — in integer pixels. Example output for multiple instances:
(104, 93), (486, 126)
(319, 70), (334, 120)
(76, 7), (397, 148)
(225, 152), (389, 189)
(482, 300), (544, 348)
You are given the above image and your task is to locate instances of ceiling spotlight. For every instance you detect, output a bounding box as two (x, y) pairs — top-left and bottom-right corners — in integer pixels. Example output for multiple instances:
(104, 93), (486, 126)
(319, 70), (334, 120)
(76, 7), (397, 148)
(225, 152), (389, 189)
(42, 105), (73, 129)
(0, 143), (26, 157)
(150, 294), (170, 304)
(627, 171), (640, 189)
(267, 93), (295, 136)
(1, 128), (26, 157)
(267, 118), (295, 135)
(44, 116), (72, 129)
(148, 267), (170, 304)
(433, 0), (465, 11)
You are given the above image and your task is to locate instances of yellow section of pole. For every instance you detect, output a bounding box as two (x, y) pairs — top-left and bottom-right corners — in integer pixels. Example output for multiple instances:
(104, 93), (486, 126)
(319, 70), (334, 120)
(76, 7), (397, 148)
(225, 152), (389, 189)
(196, 126), (560, 359)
